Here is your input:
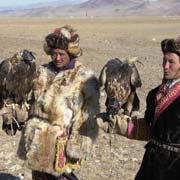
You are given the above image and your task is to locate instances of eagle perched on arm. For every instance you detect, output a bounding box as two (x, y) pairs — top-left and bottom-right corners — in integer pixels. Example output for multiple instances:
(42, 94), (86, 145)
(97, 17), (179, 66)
(1, 49), (37, 135)
(99, 57), (142, 116)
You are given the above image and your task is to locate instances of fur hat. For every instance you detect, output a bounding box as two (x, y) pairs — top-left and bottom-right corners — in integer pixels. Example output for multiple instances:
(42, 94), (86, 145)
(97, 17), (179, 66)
(44, 25), (82, 57)
(161, 36), (180, 56)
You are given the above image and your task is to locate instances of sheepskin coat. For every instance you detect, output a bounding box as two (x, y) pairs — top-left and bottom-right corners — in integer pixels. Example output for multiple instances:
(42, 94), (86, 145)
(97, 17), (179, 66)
(18, 59), (100, 176)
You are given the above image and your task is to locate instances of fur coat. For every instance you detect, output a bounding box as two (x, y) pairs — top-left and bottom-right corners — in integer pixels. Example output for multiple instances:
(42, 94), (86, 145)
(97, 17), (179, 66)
(18, 60), (100, 176)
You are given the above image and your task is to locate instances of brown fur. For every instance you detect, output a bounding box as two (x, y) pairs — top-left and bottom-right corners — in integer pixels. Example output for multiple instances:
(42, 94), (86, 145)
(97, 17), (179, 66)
(18, 60), (100, 176)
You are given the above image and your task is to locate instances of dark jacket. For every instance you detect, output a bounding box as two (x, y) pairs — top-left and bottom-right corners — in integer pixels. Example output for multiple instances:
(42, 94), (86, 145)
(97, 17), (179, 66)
(136, 85), (180, 180)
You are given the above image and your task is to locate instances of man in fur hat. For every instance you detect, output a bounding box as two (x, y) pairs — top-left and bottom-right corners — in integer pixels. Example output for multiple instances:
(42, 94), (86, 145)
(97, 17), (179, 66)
(18, 25), (99, 180)
(97, 36), (180, 180)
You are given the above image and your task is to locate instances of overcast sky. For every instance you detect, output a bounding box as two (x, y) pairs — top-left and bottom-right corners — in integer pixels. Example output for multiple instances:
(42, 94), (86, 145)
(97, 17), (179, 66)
(0, 0), (158, 7)
(0, 0), (86, 7)
(0, 0), (51, 7)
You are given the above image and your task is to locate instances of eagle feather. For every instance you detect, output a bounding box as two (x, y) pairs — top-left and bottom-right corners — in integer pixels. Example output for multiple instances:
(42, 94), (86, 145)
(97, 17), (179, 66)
(1, 49), (37, 135)
(99, 57), (142, 116)
(0, 49), (36, 106)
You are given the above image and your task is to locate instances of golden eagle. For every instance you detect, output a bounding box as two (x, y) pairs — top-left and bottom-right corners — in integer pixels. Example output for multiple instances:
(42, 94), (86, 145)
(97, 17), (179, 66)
(1, 49), (37, 135)
(99, 57), (142, 116)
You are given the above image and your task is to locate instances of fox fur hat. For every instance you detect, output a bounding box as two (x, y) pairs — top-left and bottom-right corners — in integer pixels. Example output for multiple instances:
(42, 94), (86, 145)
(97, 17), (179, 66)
(161, 36), (180, 56)
(44, 25), (82, 57)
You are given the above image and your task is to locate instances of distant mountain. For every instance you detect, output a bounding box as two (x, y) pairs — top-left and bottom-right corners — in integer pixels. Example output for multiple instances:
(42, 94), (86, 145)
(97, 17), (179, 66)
(126, 0), (180, 16)
(27, 0), (87, 9)
(79, 0), (138, 8)
(0, 0), (179, 17)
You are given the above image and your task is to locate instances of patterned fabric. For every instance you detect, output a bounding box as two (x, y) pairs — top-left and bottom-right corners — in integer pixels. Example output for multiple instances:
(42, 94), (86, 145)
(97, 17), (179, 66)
(55, 134), (83, 173)
(135, 82), (180, 179)
(155, 82), (180, 119)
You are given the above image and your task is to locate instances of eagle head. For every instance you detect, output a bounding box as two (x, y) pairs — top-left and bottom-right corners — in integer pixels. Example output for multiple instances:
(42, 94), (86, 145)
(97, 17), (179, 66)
(20, 49), (36, 64)
(10, 49), (36, 65)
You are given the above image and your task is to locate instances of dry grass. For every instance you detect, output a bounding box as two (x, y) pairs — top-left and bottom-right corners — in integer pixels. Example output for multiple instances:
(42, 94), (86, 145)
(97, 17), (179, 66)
(0, 16), (180, 180)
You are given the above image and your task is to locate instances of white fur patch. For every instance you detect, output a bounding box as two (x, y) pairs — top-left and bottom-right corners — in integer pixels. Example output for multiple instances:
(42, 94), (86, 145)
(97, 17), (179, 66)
(63, 108), (73, 127)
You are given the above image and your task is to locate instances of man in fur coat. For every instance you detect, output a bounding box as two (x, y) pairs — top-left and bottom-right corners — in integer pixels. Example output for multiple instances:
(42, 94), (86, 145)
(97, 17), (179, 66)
(18, 25), (99, 180)
(97, 36), (180, 180)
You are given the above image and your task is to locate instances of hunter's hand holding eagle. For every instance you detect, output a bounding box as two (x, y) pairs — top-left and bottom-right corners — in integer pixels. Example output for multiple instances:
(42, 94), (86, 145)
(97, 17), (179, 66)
(99, 57), (142, 116)
(1, 49), (37, 135)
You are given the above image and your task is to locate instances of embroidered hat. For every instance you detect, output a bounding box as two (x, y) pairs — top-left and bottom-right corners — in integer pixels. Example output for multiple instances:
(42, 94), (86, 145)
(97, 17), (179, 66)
(43, 25), (82, 57)
(161, 36), (180, 56)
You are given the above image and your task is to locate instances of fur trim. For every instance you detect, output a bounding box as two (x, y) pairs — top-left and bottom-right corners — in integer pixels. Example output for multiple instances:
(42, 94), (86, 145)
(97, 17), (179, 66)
(18, 60), (99, 175)
(161, 37), (180, 56)
(18, 118), (64, 176)
(43, 25), (82, 57)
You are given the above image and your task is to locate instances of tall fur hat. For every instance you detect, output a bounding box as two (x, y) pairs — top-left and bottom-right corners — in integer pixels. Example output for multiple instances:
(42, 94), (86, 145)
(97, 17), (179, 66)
(43, 25), (82, 57)
(161, 36), (180, 56)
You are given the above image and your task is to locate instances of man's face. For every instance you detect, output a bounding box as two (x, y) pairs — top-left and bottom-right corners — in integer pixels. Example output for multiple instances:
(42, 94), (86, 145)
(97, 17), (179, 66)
(162, 52), (180, 80)
(51, 48), (70, 68)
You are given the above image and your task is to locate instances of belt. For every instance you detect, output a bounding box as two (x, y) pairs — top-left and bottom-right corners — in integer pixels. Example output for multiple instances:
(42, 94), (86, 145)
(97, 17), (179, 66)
(150, 139), (180, 153)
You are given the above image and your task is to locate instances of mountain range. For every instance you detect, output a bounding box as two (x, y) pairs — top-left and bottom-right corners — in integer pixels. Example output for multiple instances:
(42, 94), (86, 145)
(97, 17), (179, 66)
(0, 0), (179, 17)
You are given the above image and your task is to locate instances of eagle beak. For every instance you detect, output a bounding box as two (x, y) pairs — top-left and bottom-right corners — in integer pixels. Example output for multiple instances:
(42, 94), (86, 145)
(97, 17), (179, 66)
(22, 49), (36, 63)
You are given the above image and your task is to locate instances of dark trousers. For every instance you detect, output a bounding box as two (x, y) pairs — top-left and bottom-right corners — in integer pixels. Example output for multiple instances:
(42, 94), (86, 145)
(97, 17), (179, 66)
(32, 171), (79, 180)
(135, 144), (180, 180)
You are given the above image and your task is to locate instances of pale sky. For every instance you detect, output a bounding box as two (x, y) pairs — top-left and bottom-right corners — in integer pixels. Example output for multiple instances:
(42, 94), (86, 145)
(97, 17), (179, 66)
(0, 0), (55, 7)
(0, 0), (159, 8)
(0, 0), (47, 7)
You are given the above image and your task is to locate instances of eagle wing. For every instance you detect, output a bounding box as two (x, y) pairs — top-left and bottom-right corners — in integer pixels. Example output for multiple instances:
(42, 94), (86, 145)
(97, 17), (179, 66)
(0, 59), (12, 105)
(130, 64), (142, 88)
(0, 50), (37, 105)
(1, 50), (37, 135)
